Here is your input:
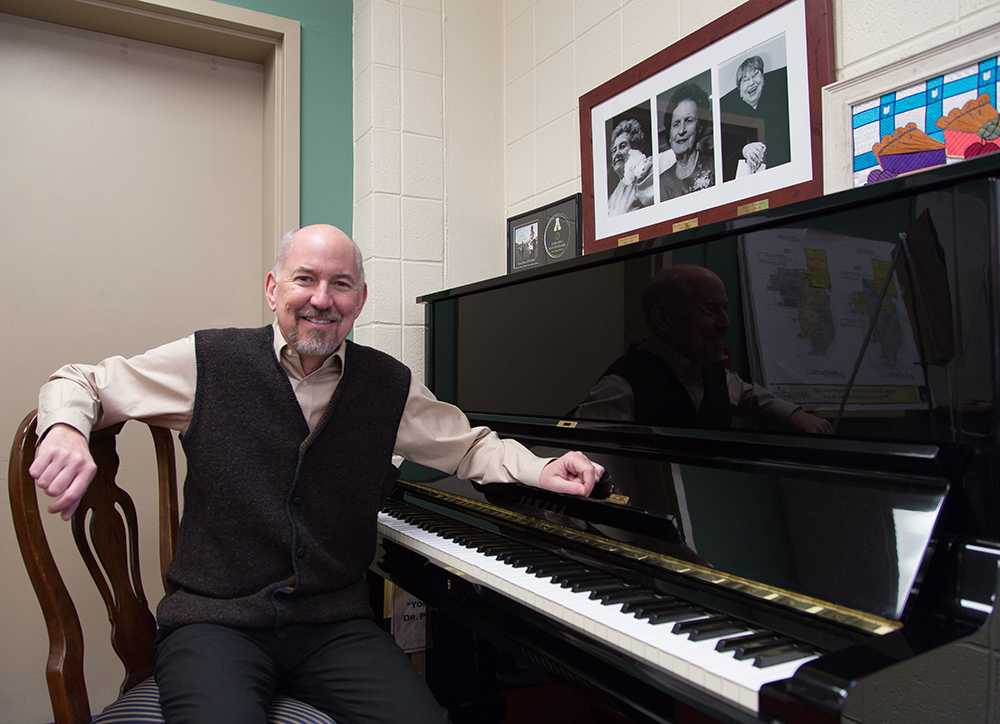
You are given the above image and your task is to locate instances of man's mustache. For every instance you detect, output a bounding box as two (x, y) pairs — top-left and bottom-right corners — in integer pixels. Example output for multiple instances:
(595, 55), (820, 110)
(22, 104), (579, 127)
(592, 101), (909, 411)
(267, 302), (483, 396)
(298, 308), (340, 323)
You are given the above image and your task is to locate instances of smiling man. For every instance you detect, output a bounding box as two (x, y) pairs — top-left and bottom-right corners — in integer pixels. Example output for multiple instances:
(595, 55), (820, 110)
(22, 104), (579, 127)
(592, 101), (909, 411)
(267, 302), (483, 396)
(30, 224), (604, 724)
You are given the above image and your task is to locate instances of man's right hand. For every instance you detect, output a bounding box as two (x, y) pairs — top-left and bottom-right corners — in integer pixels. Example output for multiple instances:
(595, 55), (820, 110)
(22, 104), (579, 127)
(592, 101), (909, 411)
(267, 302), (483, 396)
(29, 423), (97, 520)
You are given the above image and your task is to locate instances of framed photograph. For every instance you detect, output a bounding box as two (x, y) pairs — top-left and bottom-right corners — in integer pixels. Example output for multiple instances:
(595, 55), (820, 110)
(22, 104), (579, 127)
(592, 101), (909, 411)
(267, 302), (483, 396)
(579, 0), (833, 253)
(822, 15), (1000, 192)
(507, 193), (582, 273)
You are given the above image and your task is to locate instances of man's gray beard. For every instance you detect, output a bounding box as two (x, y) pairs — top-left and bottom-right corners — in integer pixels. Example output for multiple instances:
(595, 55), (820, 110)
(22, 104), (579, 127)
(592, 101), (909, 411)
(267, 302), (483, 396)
(291, 329), (341, 358)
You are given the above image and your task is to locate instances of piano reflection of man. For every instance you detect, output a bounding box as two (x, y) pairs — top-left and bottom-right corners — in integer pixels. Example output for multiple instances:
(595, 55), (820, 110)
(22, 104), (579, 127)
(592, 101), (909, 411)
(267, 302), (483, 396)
(573, 265), (832, 433)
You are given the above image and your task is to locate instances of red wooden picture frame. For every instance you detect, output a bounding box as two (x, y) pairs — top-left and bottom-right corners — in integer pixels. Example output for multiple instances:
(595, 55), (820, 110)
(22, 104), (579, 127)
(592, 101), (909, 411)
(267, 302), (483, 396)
(579, 0), (834, 253)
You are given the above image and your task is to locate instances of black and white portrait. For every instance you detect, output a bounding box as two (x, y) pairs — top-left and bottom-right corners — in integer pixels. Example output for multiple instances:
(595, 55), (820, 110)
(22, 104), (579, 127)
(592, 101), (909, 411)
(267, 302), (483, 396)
(604, 102), (654, 216)
(719, 34), (791, 182)
(655, 71), (716, 202)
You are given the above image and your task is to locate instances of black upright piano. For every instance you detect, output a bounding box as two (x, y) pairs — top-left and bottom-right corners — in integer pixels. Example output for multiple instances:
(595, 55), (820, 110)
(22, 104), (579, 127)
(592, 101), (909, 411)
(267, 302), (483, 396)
(375, 155), (1000, 723)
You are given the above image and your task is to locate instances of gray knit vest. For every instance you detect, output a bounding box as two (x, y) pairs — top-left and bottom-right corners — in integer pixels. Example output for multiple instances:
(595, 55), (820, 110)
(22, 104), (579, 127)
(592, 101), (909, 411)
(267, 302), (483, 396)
(156, 326), (411, 630)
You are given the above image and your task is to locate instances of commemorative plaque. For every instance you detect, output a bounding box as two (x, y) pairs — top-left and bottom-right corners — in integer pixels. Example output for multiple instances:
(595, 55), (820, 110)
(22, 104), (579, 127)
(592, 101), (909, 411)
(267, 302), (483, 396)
(506, 193), (582, 273)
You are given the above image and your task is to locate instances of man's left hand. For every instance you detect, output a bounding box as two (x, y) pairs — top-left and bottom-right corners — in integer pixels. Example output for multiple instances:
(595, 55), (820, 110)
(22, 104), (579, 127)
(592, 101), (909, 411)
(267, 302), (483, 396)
(789, 409), (833, 434)
(538, 451), (605, 496)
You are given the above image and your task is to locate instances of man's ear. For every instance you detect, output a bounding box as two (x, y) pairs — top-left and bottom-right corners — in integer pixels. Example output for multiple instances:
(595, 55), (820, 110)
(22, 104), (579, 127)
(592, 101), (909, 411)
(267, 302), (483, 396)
(264, 271), (278, 312)
(356, 283), (368, 316)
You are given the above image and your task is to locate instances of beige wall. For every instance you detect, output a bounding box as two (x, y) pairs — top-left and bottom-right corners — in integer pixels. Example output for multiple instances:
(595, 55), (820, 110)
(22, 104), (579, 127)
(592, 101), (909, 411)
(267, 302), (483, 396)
(0, 12), (265, 722)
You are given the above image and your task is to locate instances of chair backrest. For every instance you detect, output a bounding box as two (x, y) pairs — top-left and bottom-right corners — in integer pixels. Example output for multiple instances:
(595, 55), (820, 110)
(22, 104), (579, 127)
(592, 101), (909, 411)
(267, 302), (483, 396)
(8, 410), (180, 724)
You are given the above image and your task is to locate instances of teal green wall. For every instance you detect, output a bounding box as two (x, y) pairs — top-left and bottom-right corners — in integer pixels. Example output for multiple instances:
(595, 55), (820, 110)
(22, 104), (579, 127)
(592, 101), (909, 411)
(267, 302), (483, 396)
(217, 0), (354, 231)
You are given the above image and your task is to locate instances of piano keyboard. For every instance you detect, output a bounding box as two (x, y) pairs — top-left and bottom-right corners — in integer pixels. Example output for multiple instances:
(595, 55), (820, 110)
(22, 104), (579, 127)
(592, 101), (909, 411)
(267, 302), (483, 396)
(378, 503), (819, 714)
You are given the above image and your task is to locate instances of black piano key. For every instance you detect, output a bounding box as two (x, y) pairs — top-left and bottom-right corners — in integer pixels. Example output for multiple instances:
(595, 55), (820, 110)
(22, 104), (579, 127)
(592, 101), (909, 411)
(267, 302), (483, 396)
(482, 544), (534, 557)
(715, 631), (783, 653)
(573, 579), (633, 594)
(620, 595), (676, 614)
(631, 600), (693, 619)
(647, 607), (707, 625)
(525, 561), (580, 576)
(429, 524), (468, 534)
(671, 615), (731, 634)
(452, 533), (497, 545)
(495, 548), (544, 563)
(419, 523), (456, 534)
(568, 576), (624, 593)
(549, 569), (595, 584)
(497, 548), (551, 561)
(732, 639), (796, 661)
(591, 589), (658, 605)
(673, 617), (750, 642)
(753, 646), (815, 669)
(507, 553), (560, 568)
(557, 572), (616, 588)
(511, 552), (560, 564)
(401, 514), (437, 523)
(473, 542), (508, 553)
(690, 624), (750, 642)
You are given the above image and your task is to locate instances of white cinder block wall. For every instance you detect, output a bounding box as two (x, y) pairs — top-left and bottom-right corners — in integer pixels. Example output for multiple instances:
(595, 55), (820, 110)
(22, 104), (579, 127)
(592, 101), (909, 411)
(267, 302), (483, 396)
(354, 0), (1000, 377)
(353, 0), (447, 385)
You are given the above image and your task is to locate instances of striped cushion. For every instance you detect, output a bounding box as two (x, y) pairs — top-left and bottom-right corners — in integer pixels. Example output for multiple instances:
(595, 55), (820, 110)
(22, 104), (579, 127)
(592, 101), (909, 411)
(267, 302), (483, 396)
(91, 677), (336, 723)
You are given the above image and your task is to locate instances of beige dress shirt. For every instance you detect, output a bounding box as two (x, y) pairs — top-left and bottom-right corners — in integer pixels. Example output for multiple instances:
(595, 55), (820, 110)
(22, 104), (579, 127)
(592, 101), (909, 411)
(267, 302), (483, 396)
(37, 323), (550, 485)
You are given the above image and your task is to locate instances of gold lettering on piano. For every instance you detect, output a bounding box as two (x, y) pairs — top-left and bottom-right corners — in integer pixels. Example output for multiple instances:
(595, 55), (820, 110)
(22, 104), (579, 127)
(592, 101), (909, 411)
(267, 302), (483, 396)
(556, 420), (578, 428)
(617, 234), (640, 247)
(607, 493), (631, 506)
(673, 218), (698, 232)
(737, 199), (770, 216)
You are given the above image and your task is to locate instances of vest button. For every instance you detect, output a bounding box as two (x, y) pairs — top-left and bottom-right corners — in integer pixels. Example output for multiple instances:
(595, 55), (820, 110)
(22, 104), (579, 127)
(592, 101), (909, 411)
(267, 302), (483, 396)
(296, 547), (305, 558)
(292, 496), (303, 507)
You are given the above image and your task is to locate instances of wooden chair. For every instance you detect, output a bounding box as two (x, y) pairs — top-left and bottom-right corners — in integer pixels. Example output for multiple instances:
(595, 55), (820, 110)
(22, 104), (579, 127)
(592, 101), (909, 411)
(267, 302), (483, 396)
(9, 410), (334, 723)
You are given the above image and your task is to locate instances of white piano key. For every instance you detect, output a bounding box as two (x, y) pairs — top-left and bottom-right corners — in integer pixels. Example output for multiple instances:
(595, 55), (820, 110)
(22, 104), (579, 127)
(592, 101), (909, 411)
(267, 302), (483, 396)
(378, 511), (817, 714)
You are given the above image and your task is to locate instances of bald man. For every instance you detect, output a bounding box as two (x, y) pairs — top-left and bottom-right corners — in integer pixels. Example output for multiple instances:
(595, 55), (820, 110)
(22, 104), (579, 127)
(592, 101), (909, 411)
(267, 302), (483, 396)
(31, 224), (604, 724)
(574, 265), (831, 433)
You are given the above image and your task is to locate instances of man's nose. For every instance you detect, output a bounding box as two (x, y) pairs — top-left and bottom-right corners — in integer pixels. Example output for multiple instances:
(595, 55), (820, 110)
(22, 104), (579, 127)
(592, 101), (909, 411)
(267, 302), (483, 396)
(310, 282), (334, 308)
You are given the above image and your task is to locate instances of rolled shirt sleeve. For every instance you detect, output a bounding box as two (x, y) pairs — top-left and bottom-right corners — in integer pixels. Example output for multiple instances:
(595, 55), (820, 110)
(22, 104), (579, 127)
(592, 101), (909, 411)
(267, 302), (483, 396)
(37, 335), (197, 439)
(726, 370), (800, 421)
(394, 378), (551, 486)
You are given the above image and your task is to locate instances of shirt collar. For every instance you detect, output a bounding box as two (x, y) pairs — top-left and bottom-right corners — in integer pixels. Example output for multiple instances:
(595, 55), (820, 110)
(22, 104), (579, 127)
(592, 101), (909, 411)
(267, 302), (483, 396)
(271, 320), (345, 378)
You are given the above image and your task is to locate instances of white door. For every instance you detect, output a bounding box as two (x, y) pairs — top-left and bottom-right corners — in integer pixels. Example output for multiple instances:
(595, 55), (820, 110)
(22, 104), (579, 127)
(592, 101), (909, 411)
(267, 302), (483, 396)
(0, 12), (266, 720)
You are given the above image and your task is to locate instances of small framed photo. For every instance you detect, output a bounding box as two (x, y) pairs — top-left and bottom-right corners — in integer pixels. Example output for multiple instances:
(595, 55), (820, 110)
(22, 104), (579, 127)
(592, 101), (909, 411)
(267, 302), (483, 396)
(579, 0), (834, 253)
(507, 193), (582, 273)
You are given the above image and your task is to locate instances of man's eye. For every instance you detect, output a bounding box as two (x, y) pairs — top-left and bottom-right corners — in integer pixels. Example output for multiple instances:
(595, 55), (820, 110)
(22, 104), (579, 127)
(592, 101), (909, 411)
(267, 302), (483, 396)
(295, 276), (313, 284)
